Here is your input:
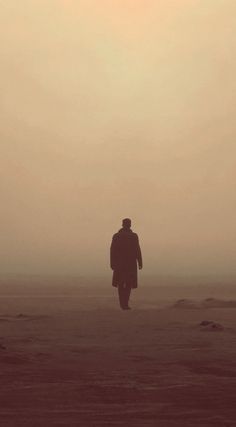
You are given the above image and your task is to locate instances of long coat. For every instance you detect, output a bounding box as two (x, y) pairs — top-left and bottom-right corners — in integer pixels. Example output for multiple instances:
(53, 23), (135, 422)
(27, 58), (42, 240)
(110, 228), (142, 289)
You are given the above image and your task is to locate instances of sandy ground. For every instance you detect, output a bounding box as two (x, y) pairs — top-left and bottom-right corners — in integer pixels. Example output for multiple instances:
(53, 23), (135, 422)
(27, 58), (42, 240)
(0, 277), (236, 427)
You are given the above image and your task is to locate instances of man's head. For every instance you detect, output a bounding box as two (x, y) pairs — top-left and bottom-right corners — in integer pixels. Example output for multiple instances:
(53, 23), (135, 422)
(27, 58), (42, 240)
(122, 218), (131, 229)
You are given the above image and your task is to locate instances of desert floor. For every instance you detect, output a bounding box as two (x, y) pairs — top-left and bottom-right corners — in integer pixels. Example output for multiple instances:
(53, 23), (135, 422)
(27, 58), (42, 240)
(0, 277), (236, 427)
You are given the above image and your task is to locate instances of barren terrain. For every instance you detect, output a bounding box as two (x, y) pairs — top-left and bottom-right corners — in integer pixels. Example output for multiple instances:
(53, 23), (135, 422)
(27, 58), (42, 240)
(0, 277), (236, 426)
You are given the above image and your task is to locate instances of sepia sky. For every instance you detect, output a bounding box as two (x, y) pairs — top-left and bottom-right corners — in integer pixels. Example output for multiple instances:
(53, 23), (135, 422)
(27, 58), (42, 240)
(1, 0), (236, 277)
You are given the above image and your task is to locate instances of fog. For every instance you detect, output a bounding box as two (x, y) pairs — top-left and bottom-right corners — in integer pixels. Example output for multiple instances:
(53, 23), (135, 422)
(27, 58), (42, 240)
(1, 1), (236, 277)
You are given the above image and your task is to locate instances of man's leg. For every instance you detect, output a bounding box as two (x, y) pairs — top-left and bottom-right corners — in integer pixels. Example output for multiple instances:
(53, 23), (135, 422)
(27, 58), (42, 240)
(124, 285), (131, 309)
(118, 284), (126, 309)
(118, 284), (131, 309)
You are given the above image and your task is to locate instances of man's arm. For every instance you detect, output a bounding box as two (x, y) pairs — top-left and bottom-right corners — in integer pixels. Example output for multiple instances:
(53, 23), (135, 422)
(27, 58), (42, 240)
(136, 235), (143, 270)
(110, 235), (116, 270)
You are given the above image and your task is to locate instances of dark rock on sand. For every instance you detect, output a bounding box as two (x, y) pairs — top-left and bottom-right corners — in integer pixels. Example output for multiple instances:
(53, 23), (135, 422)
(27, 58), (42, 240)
(200, 320), (213, 326)
(200, 320), (224, 331)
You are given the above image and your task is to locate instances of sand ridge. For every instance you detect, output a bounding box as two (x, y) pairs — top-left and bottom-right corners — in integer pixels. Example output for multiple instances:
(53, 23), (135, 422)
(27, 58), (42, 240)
(172, 297), (236, 310)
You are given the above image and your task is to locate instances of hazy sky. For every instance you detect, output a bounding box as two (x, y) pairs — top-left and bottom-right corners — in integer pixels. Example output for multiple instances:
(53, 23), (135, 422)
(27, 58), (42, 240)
(1, 1), (236, 276)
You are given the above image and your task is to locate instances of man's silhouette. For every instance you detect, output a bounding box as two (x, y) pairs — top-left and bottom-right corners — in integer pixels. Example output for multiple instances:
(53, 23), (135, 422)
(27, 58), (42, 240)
(110, 218), (143, 310)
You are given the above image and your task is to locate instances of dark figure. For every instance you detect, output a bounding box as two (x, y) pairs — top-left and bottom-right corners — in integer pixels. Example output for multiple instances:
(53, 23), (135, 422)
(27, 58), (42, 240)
(110, 218), (143, 310)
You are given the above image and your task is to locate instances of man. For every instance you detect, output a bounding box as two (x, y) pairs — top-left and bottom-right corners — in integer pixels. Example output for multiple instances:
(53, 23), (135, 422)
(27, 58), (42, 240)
(110, 218), (143, 310)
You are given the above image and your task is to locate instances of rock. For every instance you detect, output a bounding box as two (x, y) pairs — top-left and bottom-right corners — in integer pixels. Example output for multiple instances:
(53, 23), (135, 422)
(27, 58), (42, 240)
(200, 320), (213, 326)
(200, 320), (224, 331)
(210, 322), (224, 331)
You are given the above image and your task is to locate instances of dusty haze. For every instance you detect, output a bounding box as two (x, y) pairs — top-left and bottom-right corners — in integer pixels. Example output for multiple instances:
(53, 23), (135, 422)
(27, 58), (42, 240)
(1, 1), (236, 276)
